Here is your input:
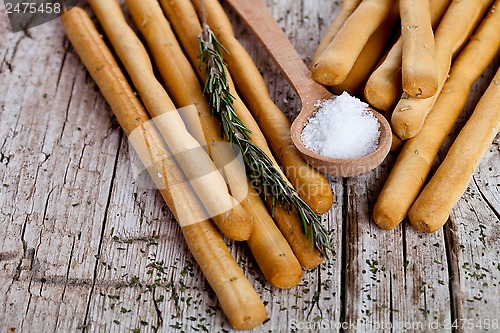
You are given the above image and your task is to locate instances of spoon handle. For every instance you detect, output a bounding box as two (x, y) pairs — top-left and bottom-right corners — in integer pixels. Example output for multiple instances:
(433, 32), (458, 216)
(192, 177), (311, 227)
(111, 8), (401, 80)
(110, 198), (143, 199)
(226, 0), (323, 103)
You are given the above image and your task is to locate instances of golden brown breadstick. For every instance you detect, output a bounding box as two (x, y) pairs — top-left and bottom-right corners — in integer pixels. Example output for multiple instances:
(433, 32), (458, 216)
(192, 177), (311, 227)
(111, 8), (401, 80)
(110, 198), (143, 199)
(312, 0), (362, 65)
(364, 39), (404, 112)
(60, 8), (267, 329)
(125, 0), (303, 287)
(391, 132), (404, 153)
(332, 1), (400, 95)
(311, 0), (395, 86)
(392, 0), (494, 139)
(191, 0), (334, 214)
(400, 0), (438, 98)
(409, 65), (500, 232)
(88, 0), (252, 241)
(364, 0), (451, 111)
(158, 0), (283, 182)
(373, 1), (500, 230)
(160, 0), (326, 268)
(211, 143), (305, 285)
(271, 204), (324, 270)
(192, 113), (306, 281)
(227, 76), (325, 268)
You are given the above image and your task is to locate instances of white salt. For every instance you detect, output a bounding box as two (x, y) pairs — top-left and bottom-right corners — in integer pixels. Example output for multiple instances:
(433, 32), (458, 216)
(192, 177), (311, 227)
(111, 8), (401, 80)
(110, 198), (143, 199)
(301, 92), (380, 159)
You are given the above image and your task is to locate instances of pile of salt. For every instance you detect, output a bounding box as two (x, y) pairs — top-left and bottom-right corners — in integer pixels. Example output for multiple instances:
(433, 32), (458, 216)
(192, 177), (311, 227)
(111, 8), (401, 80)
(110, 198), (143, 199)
(301, 92), (380, 159)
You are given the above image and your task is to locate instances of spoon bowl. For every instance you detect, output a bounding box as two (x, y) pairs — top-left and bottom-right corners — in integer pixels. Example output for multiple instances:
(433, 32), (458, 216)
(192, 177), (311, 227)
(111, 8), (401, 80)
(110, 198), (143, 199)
(290, 105), (392, 177)
(227, 0), (392, 177)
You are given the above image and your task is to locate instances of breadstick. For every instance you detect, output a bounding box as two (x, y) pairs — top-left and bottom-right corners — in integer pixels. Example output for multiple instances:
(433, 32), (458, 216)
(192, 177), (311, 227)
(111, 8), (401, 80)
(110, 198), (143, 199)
(364, 0), (451, 111)
(311, 0), (395, 86)
(159, 0), (326, 268)
(409, 66), (500, 232)
(312, 0), (362, 65)
(159, 0), (282, 182)
(271, 204), (324, 270)
(228, 75), (325, 269)
(88, 0), (253, 241)
(364, 40), (404, 112)
(332, 1), (400, 95)
(125, 0), (303, 287)
(400, 0), (438, 98)
(374, 1), (500, 230)
(392, 0), (494, 139)
(391, 132), (404, 152)
(212, 144), (304, 284)
(60, 8), (267, 329)
(192, 0), (334, 214)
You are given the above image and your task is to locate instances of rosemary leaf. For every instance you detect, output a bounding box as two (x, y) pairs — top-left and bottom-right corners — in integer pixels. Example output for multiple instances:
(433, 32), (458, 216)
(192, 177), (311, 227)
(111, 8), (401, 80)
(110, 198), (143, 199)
(198, 23), (331, 257)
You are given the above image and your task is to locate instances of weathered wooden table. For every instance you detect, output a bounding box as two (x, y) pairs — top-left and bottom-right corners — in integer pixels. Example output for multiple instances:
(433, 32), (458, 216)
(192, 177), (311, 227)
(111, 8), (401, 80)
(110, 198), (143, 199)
(1, 1), (499, 332)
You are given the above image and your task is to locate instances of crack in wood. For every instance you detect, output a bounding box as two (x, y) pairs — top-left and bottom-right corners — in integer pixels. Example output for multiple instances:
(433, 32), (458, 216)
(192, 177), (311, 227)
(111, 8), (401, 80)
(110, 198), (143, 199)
(18, 217), (37, 331)
(110, 234), (167, 245)
(340, 177), (348, 327)
(389, 273), (393, 329)
(0, 152), (12, 167)
(12, 216), (28, 282)
(0, 251), (18, 262)
(77, 143), (89, 170)
(151, 285), (164, 332)
(55, 41), (70, 92)
(82, 132), (123, 332)
(401, 221), (408, 284)
(62, 162), (71, 185)
(444, 224), (460, 332)
(306, 268), (323, 320)
(0, 1), (498, 331)
(1, 51), (12, 72)
(473, 177), (500, 222)
(58, 75), (78, 142)
(8, 35), (28, 70)
(53, 236), (77, 331)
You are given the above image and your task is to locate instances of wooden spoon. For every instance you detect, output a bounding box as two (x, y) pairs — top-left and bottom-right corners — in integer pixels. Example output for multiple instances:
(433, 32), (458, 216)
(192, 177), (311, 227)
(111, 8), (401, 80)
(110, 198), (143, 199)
(226, 0), (392, 177)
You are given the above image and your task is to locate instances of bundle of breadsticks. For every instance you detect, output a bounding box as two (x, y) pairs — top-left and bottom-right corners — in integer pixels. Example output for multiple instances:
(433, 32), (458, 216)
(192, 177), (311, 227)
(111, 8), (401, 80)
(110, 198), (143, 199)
(61, 0), (335, 329)
(313, 0), (499, 232)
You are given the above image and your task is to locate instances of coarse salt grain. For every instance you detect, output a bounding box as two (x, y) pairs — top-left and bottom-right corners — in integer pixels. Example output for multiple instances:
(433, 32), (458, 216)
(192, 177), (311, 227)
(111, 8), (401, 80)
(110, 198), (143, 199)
(301, 92), (380, 159)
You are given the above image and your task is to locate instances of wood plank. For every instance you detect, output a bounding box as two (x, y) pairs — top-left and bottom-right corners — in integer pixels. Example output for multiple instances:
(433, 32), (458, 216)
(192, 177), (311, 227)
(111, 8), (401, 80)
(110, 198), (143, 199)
(235, 0), (345, 330)
(344, 166), (452, 332)
(81, 0), (345, 331)
(342, 19), (499, 333)
(446, 153), (500, 332)
(0, 0), (499, 332)
(0, 17), (122, 331)
(445, 52), (500, 333)
(344, 163), (405, 332)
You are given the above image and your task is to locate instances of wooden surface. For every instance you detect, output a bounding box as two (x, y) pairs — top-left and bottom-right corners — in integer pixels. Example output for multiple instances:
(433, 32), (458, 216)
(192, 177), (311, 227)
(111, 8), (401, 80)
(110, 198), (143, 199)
(1, 0), (499, 332)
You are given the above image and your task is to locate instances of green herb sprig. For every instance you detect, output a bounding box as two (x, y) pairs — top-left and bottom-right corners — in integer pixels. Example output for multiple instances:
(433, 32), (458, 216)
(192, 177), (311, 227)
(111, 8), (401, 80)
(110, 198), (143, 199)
(198, 23), (331, 257)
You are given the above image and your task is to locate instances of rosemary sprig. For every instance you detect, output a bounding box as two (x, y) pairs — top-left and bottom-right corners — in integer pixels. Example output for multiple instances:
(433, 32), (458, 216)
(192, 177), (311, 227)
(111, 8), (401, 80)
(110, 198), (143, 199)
(198, 23), (331, 257)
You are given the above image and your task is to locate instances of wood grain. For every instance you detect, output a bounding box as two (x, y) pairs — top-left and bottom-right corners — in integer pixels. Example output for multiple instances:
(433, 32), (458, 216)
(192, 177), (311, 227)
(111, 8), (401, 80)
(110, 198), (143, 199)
(0, 1), (499, 332)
